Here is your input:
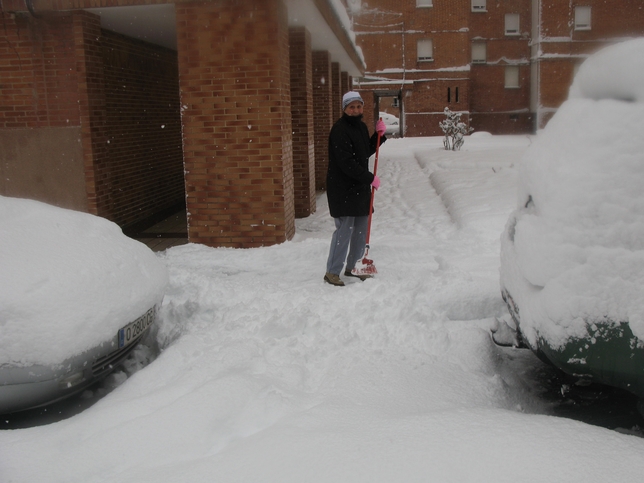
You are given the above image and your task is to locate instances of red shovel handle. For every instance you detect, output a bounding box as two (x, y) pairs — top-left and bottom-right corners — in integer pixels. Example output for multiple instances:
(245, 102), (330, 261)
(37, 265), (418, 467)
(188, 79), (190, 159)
(365, 120), (382, 246)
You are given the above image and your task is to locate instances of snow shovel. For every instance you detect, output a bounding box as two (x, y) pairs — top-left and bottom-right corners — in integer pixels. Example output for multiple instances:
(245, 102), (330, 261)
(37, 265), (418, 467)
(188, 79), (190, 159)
(351, 126), (382, 277)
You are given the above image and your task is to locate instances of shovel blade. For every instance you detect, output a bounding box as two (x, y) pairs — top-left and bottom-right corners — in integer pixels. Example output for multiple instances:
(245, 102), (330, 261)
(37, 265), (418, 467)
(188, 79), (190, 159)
(352, 257), (378, 276)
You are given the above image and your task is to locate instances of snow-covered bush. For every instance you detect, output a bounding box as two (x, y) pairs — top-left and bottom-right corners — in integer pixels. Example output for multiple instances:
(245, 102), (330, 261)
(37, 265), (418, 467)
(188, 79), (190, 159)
(439, 107), (472, 151)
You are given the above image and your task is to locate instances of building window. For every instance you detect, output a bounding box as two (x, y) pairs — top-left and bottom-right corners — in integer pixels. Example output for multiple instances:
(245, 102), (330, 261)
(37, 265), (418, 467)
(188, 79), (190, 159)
(575, 6), (591, 30)
(417, 0), (433, 7)
(447, 87), (460, 103)
(505, 66), (519, 88)
(505, 14), (520, 36)
(471, 0), (486, 12)
(472, 42), (486, 63)
(417, 39), (434, 62)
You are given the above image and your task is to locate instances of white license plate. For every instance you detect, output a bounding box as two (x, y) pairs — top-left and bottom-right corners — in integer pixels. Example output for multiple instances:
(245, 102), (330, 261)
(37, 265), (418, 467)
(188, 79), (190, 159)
(118, 308), (155, 348)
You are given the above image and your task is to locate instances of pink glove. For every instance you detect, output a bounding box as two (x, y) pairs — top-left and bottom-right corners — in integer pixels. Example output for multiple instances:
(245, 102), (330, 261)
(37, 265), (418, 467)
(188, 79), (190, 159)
(376, 119), (386, 136)
(371, 175), (380, 190)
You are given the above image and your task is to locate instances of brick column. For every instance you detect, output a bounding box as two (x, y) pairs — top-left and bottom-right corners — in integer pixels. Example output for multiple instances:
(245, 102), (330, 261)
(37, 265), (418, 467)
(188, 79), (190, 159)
(361, 89), (376, 135)
(176, 0), (294, 248)
(289, 27), (316, 218)
(312, 51), (333, 191)
(331, 62), (341, 122)
(341, 72), (350, 97)
(73, 11), (109, 218)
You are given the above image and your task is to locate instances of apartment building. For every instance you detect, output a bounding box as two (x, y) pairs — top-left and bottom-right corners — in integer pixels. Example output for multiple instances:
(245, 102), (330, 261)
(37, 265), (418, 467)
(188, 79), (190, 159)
(350, 0), (644, 136)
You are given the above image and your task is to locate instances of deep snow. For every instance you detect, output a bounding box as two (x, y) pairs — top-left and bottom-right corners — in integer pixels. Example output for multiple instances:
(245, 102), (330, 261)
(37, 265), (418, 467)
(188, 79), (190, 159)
(3, 38), (644, 483)
(2, 132), (644, 482)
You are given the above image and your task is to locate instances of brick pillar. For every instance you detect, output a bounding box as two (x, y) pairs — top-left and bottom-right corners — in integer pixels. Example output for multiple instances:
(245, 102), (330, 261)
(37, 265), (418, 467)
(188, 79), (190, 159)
(361, 90), (376, 136)
(289, 27), (316, 218)
(176, 0), (294, 248)
(341, 72), (350, 98)
(312, 51), (333, 191)
(73, 12), (109, 218)
(331, 62), (341, 122)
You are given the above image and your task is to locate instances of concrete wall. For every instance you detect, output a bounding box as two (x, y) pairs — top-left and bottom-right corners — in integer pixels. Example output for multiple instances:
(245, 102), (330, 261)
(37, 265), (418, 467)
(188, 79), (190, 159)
(0, 128), (87, 211)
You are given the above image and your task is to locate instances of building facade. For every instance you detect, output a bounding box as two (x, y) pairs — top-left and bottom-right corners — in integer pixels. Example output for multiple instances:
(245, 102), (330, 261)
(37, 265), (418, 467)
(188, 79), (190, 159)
(0, 0), (363, 248)
(350, 0), (644, 136)
(2, 0), (642, 249)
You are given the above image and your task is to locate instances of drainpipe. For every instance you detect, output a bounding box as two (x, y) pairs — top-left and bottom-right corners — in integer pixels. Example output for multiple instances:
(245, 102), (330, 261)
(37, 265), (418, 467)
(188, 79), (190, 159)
(25, 0), (42, 18)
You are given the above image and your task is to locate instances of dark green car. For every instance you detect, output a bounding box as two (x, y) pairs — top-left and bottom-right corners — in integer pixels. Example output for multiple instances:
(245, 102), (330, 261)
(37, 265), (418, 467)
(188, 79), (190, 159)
(498, 38), (644, 412)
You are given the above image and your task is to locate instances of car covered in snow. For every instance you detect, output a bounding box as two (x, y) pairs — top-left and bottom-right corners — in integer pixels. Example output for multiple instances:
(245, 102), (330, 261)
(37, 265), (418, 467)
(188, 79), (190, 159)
(499, 39), (644, 407)
(0, 196), (168, 414)
(379, 111), (400, 136)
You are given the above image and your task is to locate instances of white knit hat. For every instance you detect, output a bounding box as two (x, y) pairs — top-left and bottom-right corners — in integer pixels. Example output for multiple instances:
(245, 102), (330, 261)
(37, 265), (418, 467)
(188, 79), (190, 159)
(342, 91), (364, 110)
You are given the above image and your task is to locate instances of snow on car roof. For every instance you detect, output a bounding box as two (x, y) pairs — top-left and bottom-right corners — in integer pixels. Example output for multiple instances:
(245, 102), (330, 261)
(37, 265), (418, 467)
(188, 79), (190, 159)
(0, 196), (168, 366)
(502, 38), (644, 348)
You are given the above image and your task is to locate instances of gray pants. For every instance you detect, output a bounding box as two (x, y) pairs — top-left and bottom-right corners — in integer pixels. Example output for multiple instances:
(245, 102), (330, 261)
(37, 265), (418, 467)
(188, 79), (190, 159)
(326, 216), (369, 275)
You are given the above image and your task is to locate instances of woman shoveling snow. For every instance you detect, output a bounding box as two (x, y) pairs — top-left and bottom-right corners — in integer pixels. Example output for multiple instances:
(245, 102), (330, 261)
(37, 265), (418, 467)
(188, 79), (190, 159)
(324, 91), (387, 287)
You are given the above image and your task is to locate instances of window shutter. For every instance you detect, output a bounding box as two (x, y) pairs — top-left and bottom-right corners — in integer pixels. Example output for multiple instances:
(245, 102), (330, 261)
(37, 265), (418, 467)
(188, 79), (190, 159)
(472, 43), (486, 63)
(472, 0), (486, 11)
(505, 14), (520, 35)
(505, 66), (519, 88)
(417, 39), (433, 61)
(575, 6), (591, 30)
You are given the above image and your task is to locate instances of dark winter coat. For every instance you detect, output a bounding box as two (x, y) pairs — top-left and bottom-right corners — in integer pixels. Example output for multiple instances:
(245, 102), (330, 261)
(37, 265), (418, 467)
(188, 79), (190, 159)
(326, 114), (385, 218)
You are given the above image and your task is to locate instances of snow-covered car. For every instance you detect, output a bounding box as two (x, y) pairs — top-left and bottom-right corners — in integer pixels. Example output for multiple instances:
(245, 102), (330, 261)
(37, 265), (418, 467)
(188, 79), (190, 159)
(0, 196), (168, 414)
(379, 111), (400, 136)
(499, 39), (644, 406)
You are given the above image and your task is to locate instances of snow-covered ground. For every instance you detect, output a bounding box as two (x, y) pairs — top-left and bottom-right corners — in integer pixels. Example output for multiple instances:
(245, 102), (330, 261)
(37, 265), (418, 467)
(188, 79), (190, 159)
(4, 38), (644, 483)
(2, 132), (644, 482)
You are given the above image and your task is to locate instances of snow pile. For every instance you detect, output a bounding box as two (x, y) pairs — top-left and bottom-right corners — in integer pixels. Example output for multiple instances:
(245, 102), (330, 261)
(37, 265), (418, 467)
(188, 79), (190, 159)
(568, 37), (644, 103)
(500, 38), (644, 348)
(0, 196), (168, 365)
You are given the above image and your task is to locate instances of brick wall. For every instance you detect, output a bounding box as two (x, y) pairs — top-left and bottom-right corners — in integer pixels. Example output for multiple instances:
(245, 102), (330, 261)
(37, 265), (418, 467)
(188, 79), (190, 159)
(73, 12), (107, 217)
(470, 112), (534, 134)
(361, 90), (375, 135)
(289, 27), (316, 218)
(0, 10), (183, 225)
(537, 60), (576, 108)
(331, 62), (342, 122)
(470, 0), (532, 38)
(356, 0), (470, 72)
(312, 50), (333, 191)
(354, 0), (535, 136)
(0, 12), (91, 210)
(354, 0), (477, 136)
(397, 77), (470, 137)
(536, 0), (644, 127)
(0, 13), (82, 129)
(469, 64), (530, 112)
(101, 30), (184, 229)
(177, 0), (294, 248)
(341, 72), (350, 97)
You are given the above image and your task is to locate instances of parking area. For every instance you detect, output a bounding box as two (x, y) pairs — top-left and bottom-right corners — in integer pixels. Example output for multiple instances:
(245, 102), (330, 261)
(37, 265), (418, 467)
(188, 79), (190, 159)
(130, 210), (189, 252)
